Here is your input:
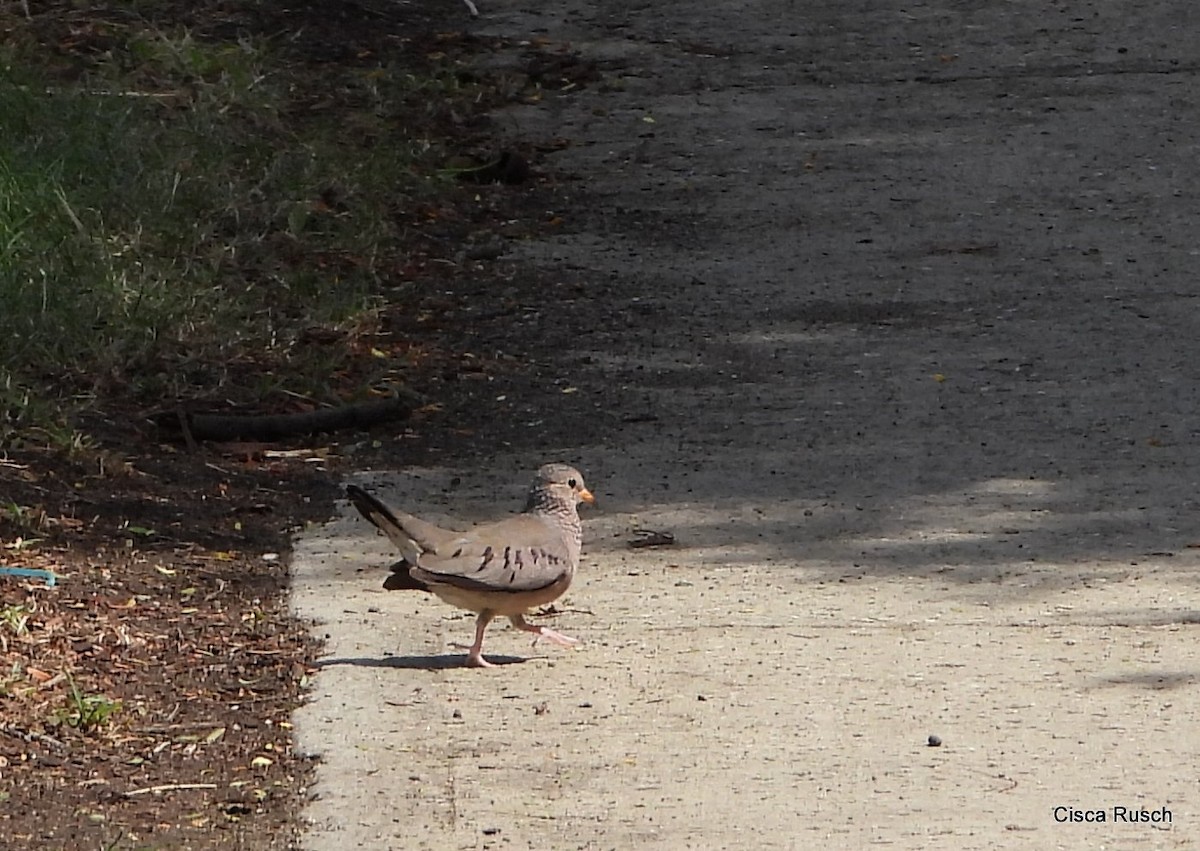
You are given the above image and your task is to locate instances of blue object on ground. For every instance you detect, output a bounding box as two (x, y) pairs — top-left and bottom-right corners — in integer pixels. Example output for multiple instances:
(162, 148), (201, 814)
(0, 567), (58, 587)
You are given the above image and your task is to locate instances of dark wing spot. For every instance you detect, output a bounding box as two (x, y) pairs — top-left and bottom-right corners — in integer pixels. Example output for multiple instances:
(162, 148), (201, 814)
(477, 546), (494, 572)
(508, 570), (517, 585)
(503, 546), (512, 568)
(515, 550), (525, 570)
(451, 547), (463, 558)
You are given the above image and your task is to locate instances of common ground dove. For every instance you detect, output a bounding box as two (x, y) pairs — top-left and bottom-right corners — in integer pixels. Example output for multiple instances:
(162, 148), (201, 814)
(346, 463), (594, 667)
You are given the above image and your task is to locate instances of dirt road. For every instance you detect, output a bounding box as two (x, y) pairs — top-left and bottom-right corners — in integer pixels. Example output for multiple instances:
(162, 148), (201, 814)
(293, 1), (1200, 848)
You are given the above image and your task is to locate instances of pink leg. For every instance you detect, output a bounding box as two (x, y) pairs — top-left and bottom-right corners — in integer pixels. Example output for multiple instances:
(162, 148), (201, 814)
(463, 611), (496, 667)
(509, 613), (579, 648)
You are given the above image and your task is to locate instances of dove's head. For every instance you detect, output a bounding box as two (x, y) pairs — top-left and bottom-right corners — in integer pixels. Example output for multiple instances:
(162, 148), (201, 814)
(527, 463), (595, 511)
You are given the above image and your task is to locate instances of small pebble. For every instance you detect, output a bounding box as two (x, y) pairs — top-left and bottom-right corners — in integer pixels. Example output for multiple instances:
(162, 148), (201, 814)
(927, 734), (942, 747)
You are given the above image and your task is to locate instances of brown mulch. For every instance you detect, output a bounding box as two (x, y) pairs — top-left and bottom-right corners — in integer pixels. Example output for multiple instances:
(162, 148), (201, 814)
(0, 445), (337, 850)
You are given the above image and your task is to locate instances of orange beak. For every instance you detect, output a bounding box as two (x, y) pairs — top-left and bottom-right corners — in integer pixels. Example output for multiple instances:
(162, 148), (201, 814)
(578, 487), (595, 505)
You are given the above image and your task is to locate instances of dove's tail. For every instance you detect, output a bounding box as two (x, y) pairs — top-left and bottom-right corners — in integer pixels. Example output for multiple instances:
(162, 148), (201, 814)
(346, 483), (460, 561)
(346, 485), (434, 592)
(346, 484), (425, 557)
(350, 482), (470, 554)
(346, 484), (405, 539)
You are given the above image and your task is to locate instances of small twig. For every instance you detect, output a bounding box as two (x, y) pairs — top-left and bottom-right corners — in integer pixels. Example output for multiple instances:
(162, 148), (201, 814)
(0, 724), (66, 751)
(222, 694), (290, 705)
(535, 604), (594, 618)
(176, 406), (198, 453)
(490, 810), (559, 821)
(124, 782), (218, 797)
(53, 187), (86, 234)
(629, 528), (676, 549)
(134, 721), (225, 734)
(964, 767), (1019, 793)
(38, 671), (67, 690)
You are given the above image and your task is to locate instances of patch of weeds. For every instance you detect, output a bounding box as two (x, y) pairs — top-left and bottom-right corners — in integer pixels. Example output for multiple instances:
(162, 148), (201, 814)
(0, 603), (31, 635)
(55, 673), (123, 733)
(119, 521), (157, 540)
(240, 601), (270, 635)
(0, 603), (31, 654)
(122, 27), (270, 109)
(1, 537), (44, 553)
(0, 371), (101, 453)
(0, 503), (46, 535)
(0, 14), (472, 444)
(0, 660), (24, 696)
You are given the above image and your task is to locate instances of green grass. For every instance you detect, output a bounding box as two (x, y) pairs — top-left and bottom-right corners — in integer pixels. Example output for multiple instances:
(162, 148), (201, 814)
(55, 672), (122, 733)
(0, 603), (31, 637)
(0, 19), (469, 445)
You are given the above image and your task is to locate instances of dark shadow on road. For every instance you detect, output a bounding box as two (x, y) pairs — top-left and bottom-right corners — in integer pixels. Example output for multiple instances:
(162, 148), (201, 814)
(316, 653), (527, 670)
(1089, 671), (1199, 691)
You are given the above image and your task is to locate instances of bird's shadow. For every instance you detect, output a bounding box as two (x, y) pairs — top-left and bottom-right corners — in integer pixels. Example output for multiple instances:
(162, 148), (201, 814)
(316, 653), (527, 671)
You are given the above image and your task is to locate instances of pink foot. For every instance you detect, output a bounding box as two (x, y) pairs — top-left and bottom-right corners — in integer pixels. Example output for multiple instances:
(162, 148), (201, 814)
(530, 626), (579, 648)
(509, 614), (579, 648)
(450, 641), (498, 667)
(453, 611), (497, 669)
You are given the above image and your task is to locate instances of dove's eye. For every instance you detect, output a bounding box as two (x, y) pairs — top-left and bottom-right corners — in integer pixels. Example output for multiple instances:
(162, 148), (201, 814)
(568, 478), (578, 488)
